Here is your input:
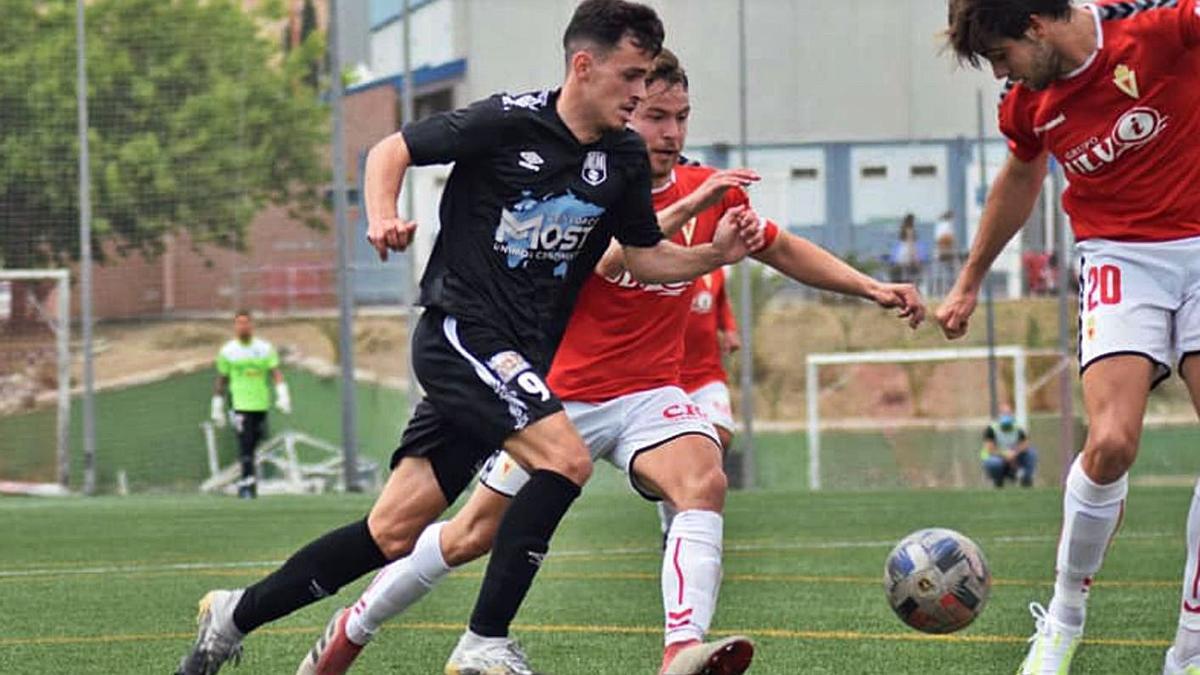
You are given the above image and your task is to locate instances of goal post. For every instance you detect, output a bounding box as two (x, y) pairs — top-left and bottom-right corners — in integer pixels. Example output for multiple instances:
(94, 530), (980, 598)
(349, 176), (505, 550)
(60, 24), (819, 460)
(0, 269), (71, 493)
(805, 346), (1032, 491)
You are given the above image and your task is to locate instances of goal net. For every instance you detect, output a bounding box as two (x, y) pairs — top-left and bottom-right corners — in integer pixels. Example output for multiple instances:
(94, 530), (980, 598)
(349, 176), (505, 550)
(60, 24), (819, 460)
(805, 346), (1068, 490)
(0, 270), (71, 495)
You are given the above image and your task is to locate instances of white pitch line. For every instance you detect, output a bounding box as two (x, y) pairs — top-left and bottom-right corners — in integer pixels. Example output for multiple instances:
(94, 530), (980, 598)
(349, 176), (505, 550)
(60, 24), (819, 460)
(0, 531), (1176, 579)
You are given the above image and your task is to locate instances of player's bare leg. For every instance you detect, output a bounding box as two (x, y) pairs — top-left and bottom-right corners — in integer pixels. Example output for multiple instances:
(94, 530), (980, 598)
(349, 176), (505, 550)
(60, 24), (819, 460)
(1021, 355), (1152, 675)
(632, 435), (753, 675)
(1163, 356), (1200, 674)
(176, 457), (448, 675)
(365, 457), (461, 558)
(299, 483), (509, 675)
(446, 411), (591, 675)
(657, 424), (733, 545)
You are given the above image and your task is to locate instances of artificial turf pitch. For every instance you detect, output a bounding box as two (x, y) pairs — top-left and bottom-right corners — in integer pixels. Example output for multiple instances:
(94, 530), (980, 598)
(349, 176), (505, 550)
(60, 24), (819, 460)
(0, 477), (1192, 674)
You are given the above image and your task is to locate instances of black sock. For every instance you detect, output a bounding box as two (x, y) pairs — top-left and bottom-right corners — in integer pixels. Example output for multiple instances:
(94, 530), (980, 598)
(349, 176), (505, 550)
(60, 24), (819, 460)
(231, 518), (387, 634)
(468, 470), (580, 638)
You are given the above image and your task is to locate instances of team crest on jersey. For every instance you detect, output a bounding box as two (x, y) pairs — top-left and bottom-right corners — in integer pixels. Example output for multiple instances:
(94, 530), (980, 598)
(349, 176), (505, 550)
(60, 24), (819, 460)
(1113, 64), (1139, 100)
(692, 289), (714, 313)
(582, 151), (607, 186)
(681, 217), (698, 245)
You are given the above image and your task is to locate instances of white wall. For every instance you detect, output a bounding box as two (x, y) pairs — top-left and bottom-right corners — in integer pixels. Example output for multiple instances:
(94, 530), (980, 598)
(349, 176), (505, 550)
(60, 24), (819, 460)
(369, 0), (459, 78)
(450, 0), (1005, 145)
(850, 145), (948, 224)
(744, 147), (826, 226)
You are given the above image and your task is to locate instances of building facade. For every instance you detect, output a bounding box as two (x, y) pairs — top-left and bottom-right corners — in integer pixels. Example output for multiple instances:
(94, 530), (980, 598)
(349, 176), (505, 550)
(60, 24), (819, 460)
(357, 0), (1058, 297)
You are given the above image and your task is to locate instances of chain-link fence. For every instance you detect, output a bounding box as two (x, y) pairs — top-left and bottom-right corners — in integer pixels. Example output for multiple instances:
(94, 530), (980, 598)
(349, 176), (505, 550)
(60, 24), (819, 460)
(5, 0), (1198, 496)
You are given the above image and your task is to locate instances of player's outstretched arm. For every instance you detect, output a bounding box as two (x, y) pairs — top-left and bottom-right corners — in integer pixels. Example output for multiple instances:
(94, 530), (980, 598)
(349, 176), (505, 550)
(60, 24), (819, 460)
(364, 132), (418, 261)
(754, 232), (925, 329)
(623, 205), (756, 284)
(936, 152), (1047, 339)
(595, 169), (760, 279)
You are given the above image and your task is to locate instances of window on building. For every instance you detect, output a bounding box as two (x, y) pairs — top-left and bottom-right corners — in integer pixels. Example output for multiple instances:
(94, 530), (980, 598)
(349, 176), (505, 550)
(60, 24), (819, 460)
(861, 166), (887, 179)
(910, 164), (938, 178)
(790, 167), (819, 180)
(398, 87), (455, 127)
(324, 188), (361, 208)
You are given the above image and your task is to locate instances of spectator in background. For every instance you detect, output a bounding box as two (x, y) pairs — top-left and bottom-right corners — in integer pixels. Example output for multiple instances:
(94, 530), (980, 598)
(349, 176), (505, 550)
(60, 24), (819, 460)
(889, 213), (924, 283)
(210, 310), (291, 498)
(981, 403), (1037, 488)
(933, 210), (958, 295)
(1043, 251), (1061, 294)
(935, 210), (957, 263)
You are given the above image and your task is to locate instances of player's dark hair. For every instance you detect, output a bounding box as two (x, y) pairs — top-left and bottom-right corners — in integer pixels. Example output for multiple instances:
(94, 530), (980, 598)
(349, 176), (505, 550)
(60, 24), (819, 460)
(234, 309), (252, 320)
(646, 48), (688, 91)
(562, 0), (664, 63)
(946, 0), (1072, 67)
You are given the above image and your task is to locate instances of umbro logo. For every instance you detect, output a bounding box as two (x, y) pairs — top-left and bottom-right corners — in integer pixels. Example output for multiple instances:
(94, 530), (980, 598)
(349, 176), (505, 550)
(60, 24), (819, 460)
(527, 550), (547, 567)
(518, 151), (544, 172)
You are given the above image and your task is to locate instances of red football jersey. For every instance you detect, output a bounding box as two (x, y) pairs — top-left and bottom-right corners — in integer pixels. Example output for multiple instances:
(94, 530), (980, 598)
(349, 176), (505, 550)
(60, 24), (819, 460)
(549, 165), (778, 402)
(998, 0), (1200, 242)
(680, 267), (736, 391)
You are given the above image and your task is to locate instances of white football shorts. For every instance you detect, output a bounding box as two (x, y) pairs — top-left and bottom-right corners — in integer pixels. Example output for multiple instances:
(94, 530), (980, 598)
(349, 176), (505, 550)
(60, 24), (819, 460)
(687, 380), (734, 433)
(479, 385), (719, 501)
(1077, 236), (1200, 387)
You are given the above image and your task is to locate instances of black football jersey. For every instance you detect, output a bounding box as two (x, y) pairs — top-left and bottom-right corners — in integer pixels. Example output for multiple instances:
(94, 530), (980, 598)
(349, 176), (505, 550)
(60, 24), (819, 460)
(403, 88), (662, 363)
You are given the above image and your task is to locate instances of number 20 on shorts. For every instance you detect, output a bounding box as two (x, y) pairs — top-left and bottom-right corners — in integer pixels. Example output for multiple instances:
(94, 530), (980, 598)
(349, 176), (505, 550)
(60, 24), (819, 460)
(1086, 264), (1122, 311)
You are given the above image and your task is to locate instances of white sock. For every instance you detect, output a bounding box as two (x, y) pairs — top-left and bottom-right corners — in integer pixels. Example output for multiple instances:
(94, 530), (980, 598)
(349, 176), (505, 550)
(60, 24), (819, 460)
(345, 521), (452, 645)
(657, 501), (678, 538)
(662, 510), (723, 646)
(1172, 480), (1200, 662)
(1048, 457), (1127, 630)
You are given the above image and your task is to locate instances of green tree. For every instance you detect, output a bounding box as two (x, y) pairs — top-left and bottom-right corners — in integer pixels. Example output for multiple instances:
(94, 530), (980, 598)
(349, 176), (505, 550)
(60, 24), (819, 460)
(0, 0), (328, 270)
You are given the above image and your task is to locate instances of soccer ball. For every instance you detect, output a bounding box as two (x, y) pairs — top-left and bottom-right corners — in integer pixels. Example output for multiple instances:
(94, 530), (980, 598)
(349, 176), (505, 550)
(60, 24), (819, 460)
(883, 528), (991, 634)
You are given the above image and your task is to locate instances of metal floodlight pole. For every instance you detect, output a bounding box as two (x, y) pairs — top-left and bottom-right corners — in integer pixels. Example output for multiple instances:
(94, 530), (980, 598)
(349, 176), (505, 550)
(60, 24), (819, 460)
(736, 0), (756, 488)
(330, 0), (361, 491)
(1052, 163), (1075, 482)
(56, 272), (71, 488)
(976, 89), (999, 419)
(402, 0), (419, 414)
(76, 0), (97, 496)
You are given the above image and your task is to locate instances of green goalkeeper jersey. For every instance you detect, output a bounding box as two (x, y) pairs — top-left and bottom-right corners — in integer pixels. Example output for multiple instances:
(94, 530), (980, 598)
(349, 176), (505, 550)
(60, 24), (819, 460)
(216, 338), (279, 412)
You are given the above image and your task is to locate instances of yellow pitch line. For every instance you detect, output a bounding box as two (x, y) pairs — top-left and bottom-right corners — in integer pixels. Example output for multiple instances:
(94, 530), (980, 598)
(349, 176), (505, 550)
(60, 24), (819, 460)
(0, 620), (1170, 650)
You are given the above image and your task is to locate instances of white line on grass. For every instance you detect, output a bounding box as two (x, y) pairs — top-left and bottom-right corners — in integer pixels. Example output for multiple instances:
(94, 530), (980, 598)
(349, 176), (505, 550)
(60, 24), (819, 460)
(0, 531), (1175, 579)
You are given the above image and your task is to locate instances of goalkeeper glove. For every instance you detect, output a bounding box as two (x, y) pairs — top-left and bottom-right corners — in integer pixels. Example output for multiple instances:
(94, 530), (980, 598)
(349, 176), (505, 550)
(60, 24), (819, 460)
(275, 381), (292, 414)
(210, 395), (226, 427)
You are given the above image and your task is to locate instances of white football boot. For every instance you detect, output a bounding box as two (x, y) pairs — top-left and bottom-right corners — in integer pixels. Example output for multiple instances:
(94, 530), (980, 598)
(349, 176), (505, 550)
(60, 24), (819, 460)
(1164, 647), (1200, 674)
(1019, 602), (1083, 675)
(444, 631), (541, 675)
(661, 636), (755, 675)
(175, 589), (246, 675)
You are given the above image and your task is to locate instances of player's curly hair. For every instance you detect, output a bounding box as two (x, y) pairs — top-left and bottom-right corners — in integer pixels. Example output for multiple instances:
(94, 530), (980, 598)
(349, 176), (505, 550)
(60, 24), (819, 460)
(563, 0), (664, 61)
(946, 0), (1071, 67)
(646, 48), (688, 91)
